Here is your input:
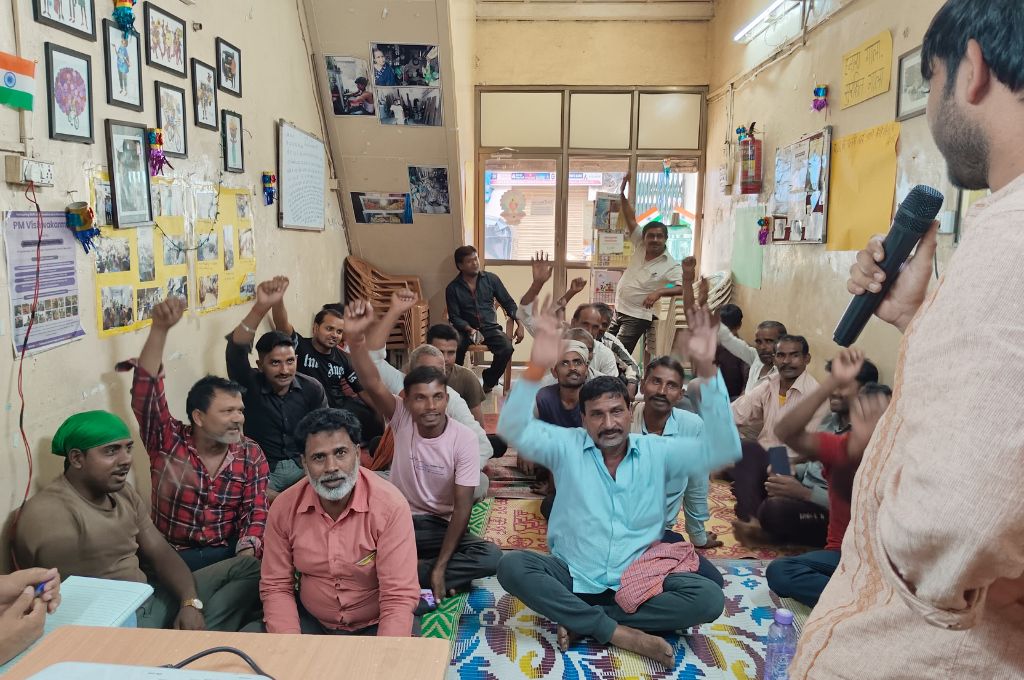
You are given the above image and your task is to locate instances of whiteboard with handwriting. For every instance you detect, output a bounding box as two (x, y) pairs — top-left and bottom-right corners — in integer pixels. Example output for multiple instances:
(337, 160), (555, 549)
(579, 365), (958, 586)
(278, 121), (326, 230)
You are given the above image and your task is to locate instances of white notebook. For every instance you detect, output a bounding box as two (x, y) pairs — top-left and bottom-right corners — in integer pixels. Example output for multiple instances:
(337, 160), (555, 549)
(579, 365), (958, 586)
(29, 663), (269, 679)
(0, 576), (154, 675)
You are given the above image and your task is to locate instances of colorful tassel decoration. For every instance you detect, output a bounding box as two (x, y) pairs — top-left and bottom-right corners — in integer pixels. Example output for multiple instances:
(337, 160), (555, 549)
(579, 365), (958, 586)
(66, 202), (100, 253)
(757, 216), (771, 245)
(148, 128), (173, 176)
(262, 172), (277, 206)
(812, 85), (829, 112)
(113, 0), (138, 37)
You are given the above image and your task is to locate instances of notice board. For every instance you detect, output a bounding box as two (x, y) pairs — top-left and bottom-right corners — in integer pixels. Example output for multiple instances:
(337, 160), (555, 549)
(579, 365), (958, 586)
(278, 120), (326, 231)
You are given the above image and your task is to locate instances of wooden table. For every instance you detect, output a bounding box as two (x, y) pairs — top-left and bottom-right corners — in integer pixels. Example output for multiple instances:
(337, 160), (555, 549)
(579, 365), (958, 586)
(4, 626), (451, 680)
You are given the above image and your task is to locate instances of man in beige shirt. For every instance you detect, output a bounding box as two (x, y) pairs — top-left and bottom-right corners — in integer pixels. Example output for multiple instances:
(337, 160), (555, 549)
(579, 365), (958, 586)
(793, 2), (1024, 677)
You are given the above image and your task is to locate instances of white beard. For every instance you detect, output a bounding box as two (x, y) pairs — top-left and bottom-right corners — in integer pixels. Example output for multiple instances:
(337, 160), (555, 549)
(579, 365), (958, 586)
(310, 470), (357, 501)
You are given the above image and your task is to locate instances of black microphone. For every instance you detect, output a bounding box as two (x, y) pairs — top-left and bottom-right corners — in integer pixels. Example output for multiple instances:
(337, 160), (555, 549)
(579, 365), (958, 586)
(833, 185), (944, 347)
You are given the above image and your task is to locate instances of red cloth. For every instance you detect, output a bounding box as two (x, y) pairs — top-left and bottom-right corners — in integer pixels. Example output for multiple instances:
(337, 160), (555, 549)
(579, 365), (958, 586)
(615, 541), (700, 614)
(131, 365), (270, 556)
(815, 431), (858, 551)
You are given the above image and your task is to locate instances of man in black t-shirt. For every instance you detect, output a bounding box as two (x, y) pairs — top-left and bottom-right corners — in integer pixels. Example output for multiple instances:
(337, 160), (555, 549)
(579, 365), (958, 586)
(270, 280), (383, 443)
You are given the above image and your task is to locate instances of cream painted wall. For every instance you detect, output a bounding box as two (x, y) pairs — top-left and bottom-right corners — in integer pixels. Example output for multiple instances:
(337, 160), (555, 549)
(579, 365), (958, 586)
(450, 0), (476, 245)
(701, 0), (952, 383)
(0, 0), (347, 563)
(476, 21), (710, 86)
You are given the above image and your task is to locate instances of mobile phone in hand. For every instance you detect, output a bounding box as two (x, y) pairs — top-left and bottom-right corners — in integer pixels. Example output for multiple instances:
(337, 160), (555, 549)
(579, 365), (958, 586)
(420, 588), (437, 608)
(767, 446), (792, 477)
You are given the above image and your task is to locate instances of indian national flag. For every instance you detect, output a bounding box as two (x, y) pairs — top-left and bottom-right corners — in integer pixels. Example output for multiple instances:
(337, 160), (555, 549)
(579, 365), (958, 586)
(0, 51), (35, 112)
(636, 206), (662, 227)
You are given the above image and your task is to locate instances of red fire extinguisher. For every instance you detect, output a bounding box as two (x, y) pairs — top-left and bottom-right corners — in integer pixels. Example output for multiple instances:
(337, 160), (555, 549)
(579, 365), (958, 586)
(738, 122), (762, 195)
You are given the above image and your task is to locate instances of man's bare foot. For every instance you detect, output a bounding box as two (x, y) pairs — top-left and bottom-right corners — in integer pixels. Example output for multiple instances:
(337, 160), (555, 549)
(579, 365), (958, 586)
(609, 625), (675, 668)
(557, 625), (581, 652)
(731, 519), (771, 548)
(695, 532), (723, 550)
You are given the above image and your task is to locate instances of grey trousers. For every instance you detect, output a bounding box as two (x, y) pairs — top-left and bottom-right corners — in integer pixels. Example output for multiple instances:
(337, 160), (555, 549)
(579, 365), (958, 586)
(607, 312), (655, 356)
(413, 514), (502, 592)
(137, 554), (262, 631)
(497, 550), (724, 644)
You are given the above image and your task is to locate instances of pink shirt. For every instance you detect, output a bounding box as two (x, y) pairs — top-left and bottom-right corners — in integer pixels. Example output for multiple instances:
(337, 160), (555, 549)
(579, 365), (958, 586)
(387, 395), (479, 520)
(731, 370), (827, 453)
(260, 468), (419, 636)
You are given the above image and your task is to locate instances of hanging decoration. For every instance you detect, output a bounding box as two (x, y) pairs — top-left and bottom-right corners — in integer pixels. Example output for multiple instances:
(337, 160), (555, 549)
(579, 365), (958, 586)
(65, 201), (100, 252)
(262, 172), (277, 206)
(812, 85), (829, 112)
(757, 216), (771, 245)
(737, 122), (763, 195)
(147, 128), (173, 176)
(113, 0), (138, 37)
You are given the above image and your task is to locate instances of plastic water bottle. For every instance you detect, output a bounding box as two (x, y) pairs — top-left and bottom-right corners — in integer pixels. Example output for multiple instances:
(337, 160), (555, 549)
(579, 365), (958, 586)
(765, 608), (797, 679)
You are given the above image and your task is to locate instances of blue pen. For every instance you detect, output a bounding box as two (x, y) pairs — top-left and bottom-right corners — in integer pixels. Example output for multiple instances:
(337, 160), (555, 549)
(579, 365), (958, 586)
(34, 581), (48, 597)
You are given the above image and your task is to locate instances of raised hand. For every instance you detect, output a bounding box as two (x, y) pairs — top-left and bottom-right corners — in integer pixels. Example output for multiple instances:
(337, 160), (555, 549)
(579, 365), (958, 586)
(530, 252), (554, 284)
(343, 299), (375, 341)
(619, 172), (630, 197)
(256, 276), (288, 308)
(529, 296), (562, 370)
(568, 277), (587, 295)
(681, 256), (697, 285)
(848, 391), (891, 460)
(390, 287), (419, 315)
(151, 296), (186, 330)
(829, 348), (866, 386)
(673, 305), (719, 379)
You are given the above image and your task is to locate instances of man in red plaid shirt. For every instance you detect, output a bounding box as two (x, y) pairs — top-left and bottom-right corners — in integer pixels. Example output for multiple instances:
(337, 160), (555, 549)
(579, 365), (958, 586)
(131, 297), (270, 572)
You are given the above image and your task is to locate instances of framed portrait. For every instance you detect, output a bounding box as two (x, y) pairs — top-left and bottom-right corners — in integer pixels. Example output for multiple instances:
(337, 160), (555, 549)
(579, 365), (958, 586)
(144, 2), (187, 78)
(105, 119), (154, 228)
(155, 81), (187, 158)
(216, 38), (242, 97)
(191, 58), (218, 130)
(897, 46), (928, 122)
(222, 109), (244, 173)
(102, 19), (143, 112)
(45, 42), (94, 144)
(33, 0), (96, 41)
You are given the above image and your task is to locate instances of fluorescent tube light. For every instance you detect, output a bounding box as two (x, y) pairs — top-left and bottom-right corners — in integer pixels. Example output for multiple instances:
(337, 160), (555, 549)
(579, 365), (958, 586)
(733, 0), (792, 43)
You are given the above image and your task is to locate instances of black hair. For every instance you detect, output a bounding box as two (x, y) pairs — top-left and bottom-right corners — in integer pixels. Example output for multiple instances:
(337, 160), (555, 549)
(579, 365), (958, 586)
(719, 303), (743, 329)
(354, 76), (368, 86)
(186, 375), (246, 425)
(255, 330), (295, 357)
(776, 334), (809, 355)
(579, 375), (629, 412)
(644, 356), (686, 384)
(592, 302), (614, 322)
(757, 320), (788, 335)
(314, 304), (345, 325)
(861, 382), (893, 398)
(453, 245), (477, 267)
(403, 365), (447, 392)
(825, 358), (880, 386)
(427, 323), (459, 344)
(641, 221), (669, 238)
(294, 407), (362, 451)
(922, 0), (1024, 96)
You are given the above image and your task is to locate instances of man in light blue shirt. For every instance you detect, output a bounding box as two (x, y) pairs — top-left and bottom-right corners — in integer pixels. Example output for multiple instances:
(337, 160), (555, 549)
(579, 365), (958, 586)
(496, 301), (741, 668)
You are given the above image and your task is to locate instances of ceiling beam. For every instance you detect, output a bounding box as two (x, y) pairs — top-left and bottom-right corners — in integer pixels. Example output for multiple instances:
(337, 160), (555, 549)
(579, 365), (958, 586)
(476, 1), (715, 22)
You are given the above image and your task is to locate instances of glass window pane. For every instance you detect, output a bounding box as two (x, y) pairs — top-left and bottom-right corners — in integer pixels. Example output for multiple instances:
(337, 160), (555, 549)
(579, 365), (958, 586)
(637, 93), (702, 149)
(565, 157), (630, 263)
(482, 158), (558, 261)
(635, 158), (699, 260)
(569, 93), (632, 149)
(480, 92), (562, 148)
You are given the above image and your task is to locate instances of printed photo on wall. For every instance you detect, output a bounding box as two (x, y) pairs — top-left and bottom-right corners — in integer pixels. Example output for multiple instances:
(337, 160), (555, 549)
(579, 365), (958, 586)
(163, 234), (185, 265)
(239, 228), (254, 260)
(896, 46), (927, 121)
(350, 192), (413, 224)
(144, 2), (187, 77)
(103, 19), (142, 111)
(375, 87), (441, 127)
(94, 236), (131, 274)
(45, 42), (93, 144)
(166, 275), (187, 304)
(136, 286), (163, 321)
(325, 56), (374, 116)
(369, 43), (440, 87)
(408, 166), (450, 214)
(33, 0), (96, 41)
(137, 227), (155, 281)
(223, 225), (235, 271)
(216, 37), (242, 97)
(239, 272), (256, 302)
(155, 81), (187, 157)
(198, 273), (219, 310)
(191, 58), (218, 130)
(105, 119), (153, 227)
(101, 285), (134, 331)
(222, 110), (244, 172)
(197, 231), (218, 262)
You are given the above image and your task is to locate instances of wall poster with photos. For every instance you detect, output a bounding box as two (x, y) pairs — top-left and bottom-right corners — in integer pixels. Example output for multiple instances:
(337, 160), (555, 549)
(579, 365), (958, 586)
(324, 55), (374, 116)
(45, 42), (94, 144)
(369, 43), (442, 126)
(222, 110), (243, 172)
(33, 0), (96, 41)
(103, 19), (143, 112)
(155, 81), (187, 157)
(105, 119), (153, 227)
(195, 188), (257, 314)
(144, 2), (187, 77)
(191, 58), (218, 130)
(216, 37), (242, 97)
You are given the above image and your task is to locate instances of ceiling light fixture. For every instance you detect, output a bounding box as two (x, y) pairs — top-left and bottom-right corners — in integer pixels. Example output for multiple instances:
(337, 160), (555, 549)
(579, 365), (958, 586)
(733, 0), (801, 43)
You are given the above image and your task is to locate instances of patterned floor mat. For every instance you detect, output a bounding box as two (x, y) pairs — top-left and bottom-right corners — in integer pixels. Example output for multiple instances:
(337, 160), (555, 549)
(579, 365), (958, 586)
(485, 453), (543, 500)
(447, 561), (786, 680)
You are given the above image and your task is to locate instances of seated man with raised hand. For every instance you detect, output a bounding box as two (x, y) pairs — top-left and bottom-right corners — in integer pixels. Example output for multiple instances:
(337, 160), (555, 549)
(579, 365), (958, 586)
(226, 277), (329, 495)
(766, 349), (891, 607)
(131, 297), (269, 571)
(260, 408), (420, 636)
(15, 412), (261, 632)
(344, 299), (503, 607)
(496, 299), (741, 668)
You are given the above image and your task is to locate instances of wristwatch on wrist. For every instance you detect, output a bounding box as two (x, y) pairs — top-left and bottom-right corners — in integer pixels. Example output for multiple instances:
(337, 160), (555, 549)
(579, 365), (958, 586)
(182, 598), (204, 611)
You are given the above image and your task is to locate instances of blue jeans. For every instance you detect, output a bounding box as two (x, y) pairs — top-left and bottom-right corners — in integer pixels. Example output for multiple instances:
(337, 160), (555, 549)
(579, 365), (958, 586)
(766, 549), (841, 607)
(178, 540), (237, 571)
(269, 458), (305, 492)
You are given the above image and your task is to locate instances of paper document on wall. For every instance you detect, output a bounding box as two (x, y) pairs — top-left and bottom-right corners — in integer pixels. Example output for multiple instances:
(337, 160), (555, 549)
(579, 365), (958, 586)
(598, 232), (624, 254)
(732, 206), (765, 289)
(841, 30), (892, 108)
(827, 121), (901, 251)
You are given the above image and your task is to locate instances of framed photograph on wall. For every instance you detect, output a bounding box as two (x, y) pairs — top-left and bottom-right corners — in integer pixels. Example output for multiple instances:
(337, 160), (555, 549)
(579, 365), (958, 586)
(45, 42), (94, 144)
(897, 46), (928, 121)
(105, 119), (154, 228)
(155, 81), (187, 157)
(102, 19), (143, 111)
(216, 38), (242, 97)
(222, 109), (244, 172)
(191, 58), (218, 130)
(144, 2), (187, 78)
(33, 0), (96, 41)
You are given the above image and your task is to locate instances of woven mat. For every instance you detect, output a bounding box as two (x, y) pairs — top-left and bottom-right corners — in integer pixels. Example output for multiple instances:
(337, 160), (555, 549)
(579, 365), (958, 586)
(448, 561), (787, 680)
(484, 453), (543, 500)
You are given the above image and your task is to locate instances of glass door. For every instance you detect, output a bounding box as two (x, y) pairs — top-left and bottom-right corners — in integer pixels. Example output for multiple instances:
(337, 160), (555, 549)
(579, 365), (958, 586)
(480, 155), (561, 263)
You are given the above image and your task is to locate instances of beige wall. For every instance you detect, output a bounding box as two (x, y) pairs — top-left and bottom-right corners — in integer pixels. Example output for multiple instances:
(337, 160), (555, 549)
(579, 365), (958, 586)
(476, 21), (710, 86)
(450, 0), (476, 245)
(0, 0), (347, 563)
(701, 0), (954, 383)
